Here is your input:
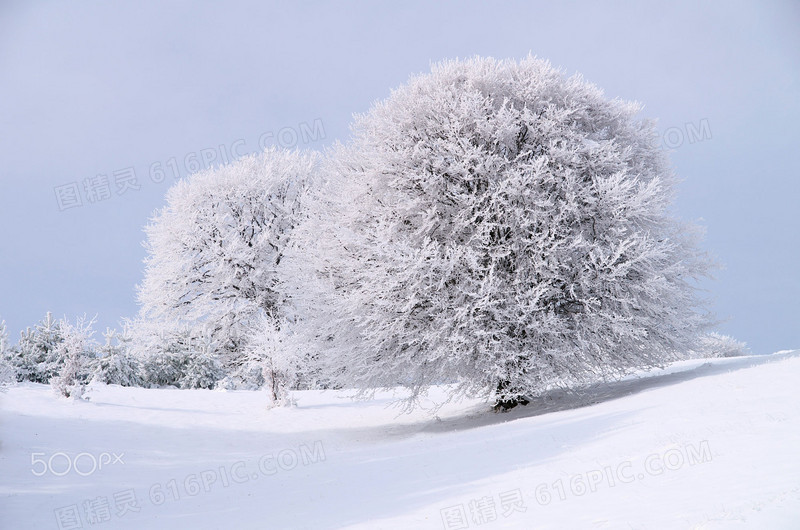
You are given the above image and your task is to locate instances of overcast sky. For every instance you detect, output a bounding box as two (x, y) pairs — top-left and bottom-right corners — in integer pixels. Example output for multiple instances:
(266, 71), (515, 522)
(1, 1), (798, 354)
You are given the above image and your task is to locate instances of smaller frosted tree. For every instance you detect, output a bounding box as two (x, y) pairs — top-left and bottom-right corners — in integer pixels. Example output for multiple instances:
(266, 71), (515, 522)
(51, 316), (96, 398)
(138, 147), (318, 369)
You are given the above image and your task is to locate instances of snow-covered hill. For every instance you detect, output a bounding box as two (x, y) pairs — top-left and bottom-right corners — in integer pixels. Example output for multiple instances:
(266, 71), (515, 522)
(2, 351), (799, 529)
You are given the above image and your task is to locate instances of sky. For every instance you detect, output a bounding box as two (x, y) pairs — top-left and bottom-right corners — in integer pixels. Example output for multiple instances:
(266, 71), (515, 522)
(0, 1), (798, 355)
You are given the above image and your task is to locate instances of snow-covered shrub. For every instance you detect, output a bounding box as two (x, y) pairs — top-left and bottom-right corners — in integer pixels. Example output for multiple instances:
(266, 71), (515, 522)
(6, 312), (65, 383)
(138, 147), (318, 366)
(180, 342), (225, 390)
(51, 316), (96, 398)
(135, 322), (224, 389)
(287, 56), (712, 409)
(140, 352), (182, 388)
(0, 359), (14, 391)
(0, 320), (14, 391)
(218, 361), (267, 391)
(692, 332), (749, 358)
(90, 328), (144, 387)
(0, 320), (11, 384)
(0, 319), (8, 358)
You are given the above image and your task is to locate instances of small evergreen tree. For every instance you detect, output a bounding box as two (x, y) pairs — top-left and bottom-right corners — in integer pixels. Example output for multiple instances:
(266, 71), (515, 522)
(90, 328), (144, 387)
(179, 330), (225, 389)
(7, 312), (64, 383)
(0, 319), (15, 390)
(135, 321), (224, 389)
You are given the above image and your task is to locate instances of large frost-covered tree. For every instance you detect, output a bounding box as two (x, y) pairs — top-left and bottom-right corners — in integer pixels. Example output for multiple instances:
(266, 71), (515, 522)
(138, 147), (318, 368)
(287, 56), (712, 409)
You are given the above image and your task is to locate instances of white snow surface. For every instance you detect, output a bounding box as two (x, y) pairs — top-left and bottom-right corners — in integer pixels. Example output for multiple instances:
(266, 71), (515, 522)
(1, 351), (799, 529)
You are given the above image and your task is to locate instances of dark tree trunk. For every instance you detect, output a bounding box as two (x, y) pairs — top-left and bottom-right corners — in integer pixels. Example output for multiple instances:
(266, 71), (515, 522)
(493, 380), (530, 412)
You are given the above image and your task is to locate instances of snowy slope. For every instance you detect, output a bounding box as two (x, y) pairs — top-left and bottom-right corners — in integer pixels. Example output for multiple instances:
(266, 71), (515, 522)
(1, 351), (799, 529)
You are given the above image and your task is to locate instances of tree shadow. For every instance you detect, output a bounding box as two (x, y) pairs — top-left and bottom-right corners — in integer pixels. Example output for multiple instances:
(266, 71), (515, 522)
(415, 351), (800, 436)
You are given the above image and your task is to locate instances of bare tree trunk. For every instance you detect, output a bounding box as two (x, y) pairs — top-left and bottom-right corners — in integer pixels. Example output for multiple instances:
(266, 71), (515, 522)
(270, 368), (280, 403)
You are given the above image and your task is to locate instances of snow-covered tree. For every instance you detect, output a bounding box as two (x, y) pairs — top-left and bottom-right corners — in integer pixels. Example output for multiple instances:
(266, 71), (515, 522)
(131, 319), (224, 389)
(138, 147), (318, 368)
(179, 331), (225, 390)
(51, 316), (96, 398)
(287, 56), (712, 410)
(0, 319), (15, 389)
(0, 358), (13, 390)
(0, 319), (8, 357)
(90, 328), (144, 387)
(7, 312), (64, 383)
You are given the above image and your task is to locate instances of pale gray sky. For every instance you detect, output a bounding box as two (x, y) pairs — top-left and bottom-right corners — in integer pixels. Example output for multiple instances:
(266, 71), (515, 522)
(1, 0), (798, 354)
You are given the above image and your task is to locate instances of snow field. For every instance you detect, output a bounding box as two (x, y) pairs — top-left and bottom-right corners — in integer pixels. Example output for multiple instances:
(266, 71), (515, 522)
(1, 351), (798, 529)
